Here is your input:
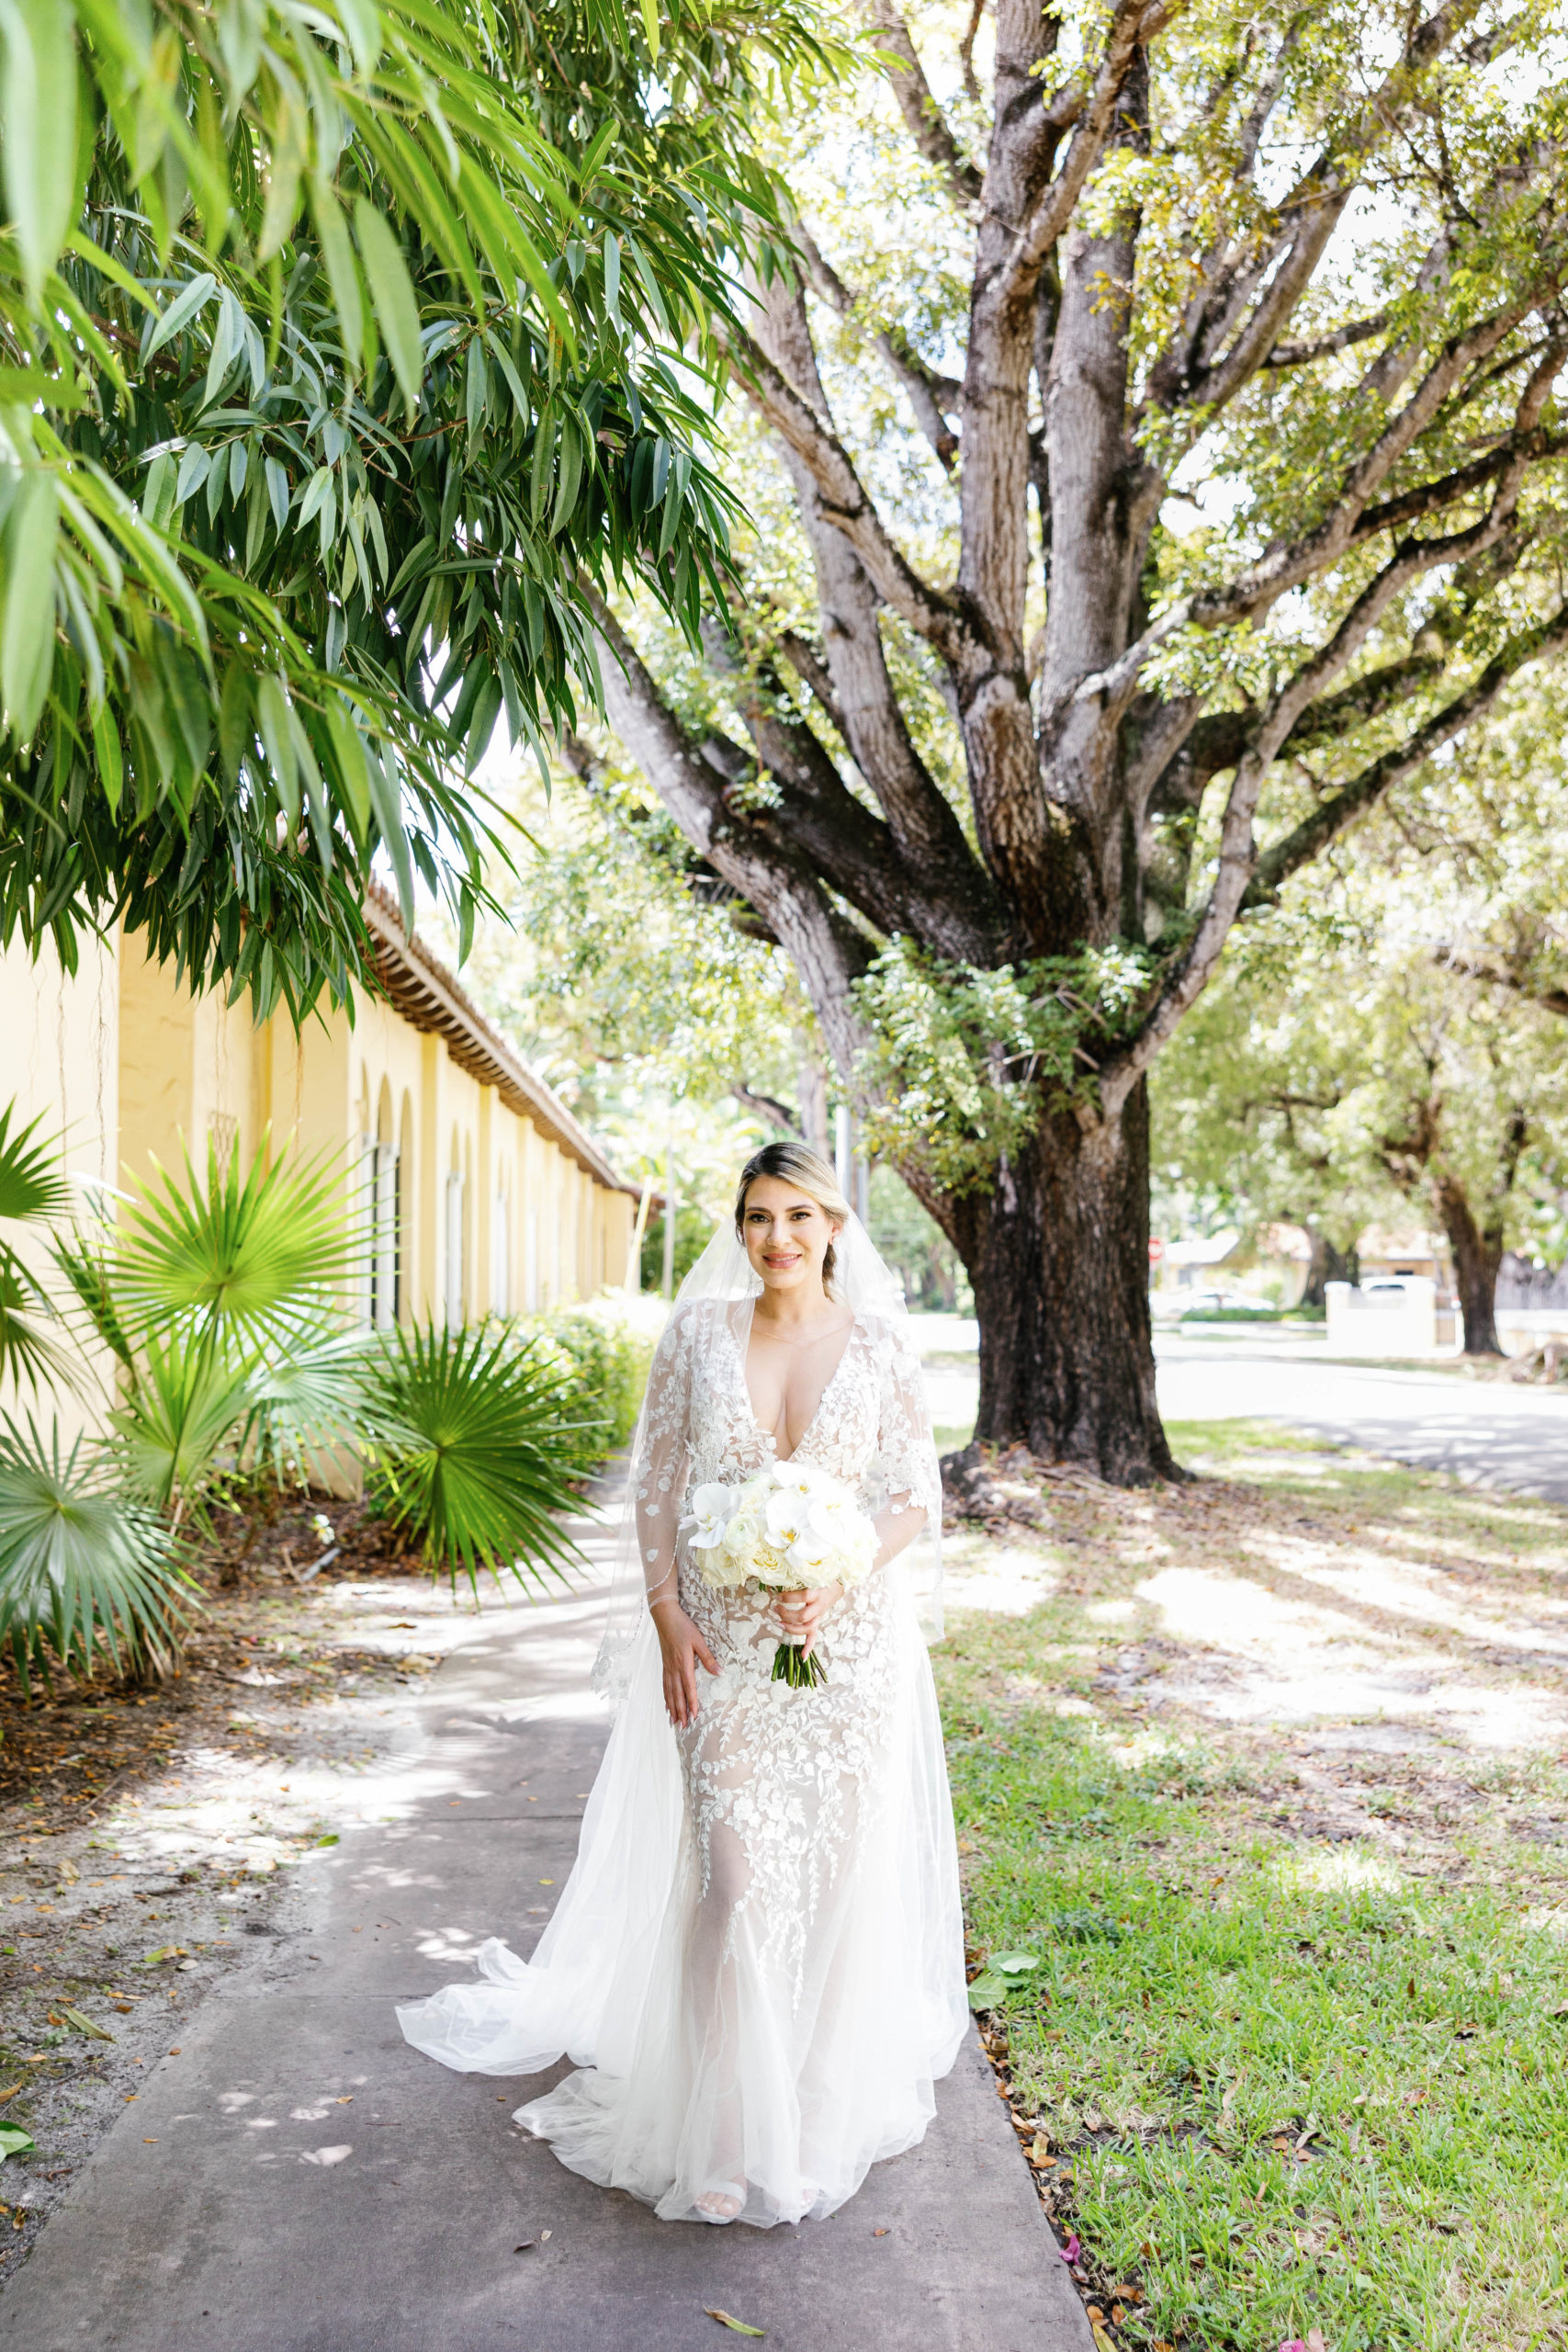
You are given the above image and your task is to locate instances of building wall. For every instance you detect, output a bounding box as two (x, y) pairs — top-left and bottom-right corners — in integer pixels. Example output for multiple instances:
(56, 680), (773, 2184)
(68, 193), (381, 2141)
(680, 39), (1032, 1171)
(0, 929), (634, 1435)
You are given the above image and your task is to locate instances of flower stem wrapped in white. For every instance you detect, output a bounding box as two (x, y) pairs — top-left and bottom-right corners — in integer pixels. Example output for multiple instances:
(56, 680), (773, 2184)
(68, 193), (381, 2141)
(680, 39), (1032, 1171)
(684, 1461), (878, 1687)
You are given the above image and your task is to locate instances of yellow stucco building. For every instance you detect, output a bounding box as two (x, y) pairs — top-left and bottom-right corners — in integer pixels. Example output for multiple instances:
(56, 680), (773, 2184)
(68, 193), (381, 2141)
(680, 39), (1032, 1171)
(0, 885), (634, 1429)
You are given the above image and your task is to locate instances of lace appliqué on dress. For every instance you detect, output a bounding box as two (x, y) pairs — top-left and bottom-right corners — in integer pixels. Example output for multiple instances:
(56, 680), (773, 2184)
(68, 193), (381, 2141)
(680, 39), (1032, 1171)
(673, 1315), (920, 2007)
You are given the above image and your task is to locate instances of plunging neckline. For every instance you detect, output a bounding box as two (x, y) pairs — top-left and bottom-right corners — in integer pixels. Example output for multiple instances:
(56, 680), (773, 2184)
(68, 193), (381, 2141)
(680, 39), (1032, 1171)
(739, 1310), (859, 1464)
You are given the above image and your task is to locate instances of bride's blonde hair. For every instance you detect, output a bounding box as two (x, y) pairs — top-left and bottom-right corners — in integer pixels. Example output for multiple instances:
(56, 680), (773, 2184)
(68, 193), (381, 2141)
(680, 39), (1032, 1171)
(735, 1141), (851, 1295)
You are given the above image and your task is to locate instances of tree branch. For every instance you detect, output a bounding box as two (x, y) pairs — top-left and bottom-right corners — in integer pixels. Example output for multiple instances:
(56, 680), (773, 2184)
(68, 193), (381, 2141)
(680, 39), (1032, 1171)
(774, 628), (851, 743)
(1145, 5), (1532, 433)
(1265, 312), (1389, 368)
(740, 276), (1002, 953)
(1245, 599), (1568, 903)
(732, 1084), (801, 1134)
(795, 222), (960, 468)
(1437, 951), (1568, 1022)
(582, 589), (877, 1075)
(1082, 294), (1550, 717)
(727, 322), (967, 663)
(861, 0), (984, 209)
(1350, 425), (1568, 548)
(993, 0), (1162, 314)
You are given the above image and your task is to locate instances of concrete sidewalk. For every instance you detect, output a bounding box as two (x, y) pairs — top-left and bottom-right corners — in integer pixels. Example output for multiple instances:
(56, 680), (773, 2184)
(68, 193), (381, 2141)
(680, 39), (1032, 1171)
(0, 1558), (1089, 2352)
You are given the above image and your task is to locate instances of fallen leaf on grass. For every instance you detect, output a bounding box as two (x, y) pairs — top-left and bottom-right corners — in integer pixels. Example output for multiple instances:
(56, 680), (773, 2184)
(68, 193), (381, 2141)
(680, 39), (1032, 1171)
(0, 2084), (20, 2104)
(0, 2125), (35, 2163)
(967, 1950), (1043, 2008)
(1091, 2328), (1115, 2352)
(705, 2312), (765, 2338)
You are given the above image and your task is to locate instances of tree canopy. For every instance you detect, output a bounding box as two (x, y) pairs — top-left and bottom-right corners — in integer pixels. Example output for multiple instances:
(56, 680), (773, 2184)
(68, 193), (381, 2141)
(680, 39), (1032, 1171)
(0, 0), (830, 1019)
(1156, 669), (1568, 1350)
(577, 0), (1568, 1473)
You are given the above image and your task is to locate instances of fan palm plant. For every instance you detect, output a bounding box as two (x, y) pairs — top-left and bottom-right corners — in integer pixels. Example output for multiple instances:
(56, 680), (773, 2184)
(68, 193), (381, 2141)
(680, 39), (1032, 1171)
(0, 1105), (75, 1396)
(56, 1133), (364, 1522)
(357, 1323), (591, 1592)
(0, 1413), (193, 1691)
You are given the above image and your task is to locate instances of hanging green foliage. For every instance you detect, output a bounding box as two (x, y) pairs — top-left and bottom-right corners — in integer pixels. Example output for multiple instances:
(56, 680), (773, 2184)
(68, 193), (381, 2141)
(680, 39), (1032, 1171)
(0, 0), (840, 1022)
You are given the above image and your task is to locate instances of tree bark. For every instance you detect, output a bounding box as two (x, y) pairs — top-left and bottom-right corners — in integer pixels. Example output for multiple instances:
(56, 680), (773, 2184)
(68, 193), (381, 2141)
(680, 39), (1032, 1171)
(1431, 1173), (1506, 1357)
(954, 1081), (1179, 1480)
(1300, 1224), (1356, 1309)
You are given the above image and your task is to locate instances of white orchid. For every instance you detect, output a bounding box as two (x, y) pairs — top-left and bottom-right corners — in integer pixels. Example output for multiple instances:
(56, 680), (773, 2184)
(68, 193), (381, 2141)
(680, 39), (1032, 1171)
(763, 1488), (808, 1548)
(688, 1482), (737, 1551)
(784, 1532), (835, 1581)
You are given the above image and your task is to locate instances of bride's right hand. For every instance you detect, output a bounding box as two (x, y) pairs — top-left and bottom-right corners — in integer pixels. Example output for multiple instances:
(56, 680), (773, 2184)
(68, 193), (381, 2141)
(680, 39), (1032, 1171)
(652, 1602), (719, 1728)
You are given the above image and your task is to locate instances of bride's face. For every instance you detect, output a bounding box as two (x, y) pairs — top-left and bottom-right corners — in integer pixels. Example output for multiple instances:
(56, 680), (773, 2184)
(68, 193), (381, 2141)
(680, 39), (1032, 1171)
(740, 1176), (840, 1298)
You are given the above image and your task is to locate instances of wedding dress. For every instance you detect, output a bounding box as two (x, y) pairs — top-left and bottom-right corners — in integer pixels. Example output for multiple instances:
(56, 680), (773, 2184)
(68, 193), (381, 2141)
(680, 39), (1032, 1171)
(397, 1216), (968, 2229)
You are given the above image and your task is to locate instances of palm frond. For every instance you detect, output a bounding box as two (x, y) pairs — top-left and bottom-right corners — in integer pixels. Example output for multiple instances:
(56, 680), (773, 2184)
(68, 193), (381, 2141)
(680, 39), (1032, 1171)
(0, 1413), (195, 1691)
(0, 1105), (72, 1227)
(358, 1322), (589, 1592)
(0, 1107), (75, 1396)
(52, 1232), (137, 1368)
(107, 1332), (256, 1521)
(243, 1331), (369, 1492)
(114, 1136), (358, 1355)
(0, 1246), (75, 1396)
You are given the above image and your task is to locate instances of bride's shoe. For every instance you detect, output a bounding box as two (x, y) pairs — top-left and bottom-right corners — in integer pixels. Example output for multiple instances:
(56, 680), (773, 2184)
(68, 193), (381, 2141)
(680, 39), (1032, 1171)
(694, 2181), (746, 2222)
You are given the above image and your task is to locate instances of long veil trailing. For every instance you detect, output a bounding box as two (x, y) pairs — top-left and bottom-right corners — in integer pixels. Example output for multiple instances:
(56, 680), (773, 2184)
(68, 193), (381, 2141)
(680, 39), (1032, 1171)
(396, 1208), (965, 2222)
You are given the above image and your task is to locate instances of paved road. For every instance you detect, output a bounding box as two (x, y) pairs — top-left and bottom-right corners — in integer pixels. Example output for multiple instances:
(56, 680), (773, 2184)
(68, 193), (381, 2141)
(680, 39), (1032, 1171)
(913, 1320), (1568, 1500)
(0, 1514), (1087, 2352)
(1156, 1330), (1568, 1500)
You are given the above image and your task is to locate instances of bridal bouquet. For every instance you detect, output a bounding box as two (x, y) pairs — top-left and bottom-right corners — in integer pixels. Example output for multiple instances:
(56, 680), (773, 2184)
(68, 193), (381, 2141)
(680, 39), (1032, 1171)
(685, 1459), (878, 1689)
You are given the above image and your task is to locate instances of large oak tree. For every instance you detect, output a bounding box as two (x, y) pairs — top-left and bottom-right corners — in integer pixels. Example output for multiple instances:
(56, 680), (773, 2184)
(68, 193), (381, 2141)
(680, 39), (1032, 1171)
(587, 0), (1568, 1479)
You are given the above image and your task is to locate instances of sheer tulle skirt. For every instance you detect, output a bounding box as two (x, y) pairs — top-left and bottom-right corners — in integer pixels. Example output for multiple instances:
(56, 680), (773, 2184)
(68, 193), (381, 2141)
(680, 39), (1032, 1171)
(396, 1565), (967, 2228)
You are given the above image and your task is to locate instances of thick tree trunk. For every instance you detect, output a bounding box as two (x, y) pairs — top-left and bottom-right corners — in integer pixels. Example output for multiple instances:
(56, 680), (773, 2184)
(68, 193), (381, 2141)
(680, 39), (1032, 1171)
(1300, 1223), (1356, 1309)
(956, 1083), (1179, 1481)
(1432, 1174), (1506, 1356)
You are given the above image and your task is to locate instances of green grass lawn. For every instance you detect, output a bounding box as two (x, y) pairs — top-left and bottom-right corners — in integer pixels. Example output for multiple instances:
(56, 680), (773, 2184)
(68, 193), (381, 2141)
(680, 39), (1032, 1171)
(935, 1420), (1568, 2352)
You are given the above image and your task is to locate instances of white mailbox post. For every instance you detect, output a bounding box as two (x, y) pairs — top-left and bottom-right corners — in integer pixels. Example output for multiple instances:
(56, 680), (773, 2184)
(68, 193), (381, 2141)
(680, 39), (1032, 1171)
(1325, 1275), (1451, 1356)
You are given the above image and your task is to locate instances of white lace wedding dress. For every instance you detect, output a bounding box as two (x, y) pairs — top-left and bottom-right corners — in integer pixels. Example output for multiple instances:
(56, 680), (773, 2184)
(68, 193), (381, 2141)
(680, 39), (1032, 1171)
(397, 1283), (968, 2229)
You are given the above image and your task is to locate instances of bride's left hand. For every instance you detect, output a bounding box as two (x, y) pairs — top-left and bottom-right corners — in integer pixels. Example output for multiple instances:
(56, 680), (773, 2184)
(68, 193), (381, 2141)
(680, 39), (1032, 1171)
(774, 1582), (844, 1657)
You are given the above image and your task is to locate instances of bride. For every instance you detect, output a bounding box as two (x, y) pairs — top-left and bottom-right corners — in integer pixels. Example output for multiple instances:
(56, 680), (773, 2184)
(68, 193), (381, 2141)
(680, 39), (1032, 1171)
(397, 1141), (968, 2227)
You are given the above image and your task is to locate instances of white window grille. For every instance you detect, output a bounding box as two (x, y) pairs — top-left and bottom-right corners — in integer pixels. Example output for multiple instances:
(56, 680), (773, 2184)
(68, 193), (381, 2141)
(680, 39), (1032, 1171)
(357, 1139), (400, 1329)
(446, 1169), (466, 1329)
(370, 1144), (399, 1329)
(491, 1180), (510, 1317)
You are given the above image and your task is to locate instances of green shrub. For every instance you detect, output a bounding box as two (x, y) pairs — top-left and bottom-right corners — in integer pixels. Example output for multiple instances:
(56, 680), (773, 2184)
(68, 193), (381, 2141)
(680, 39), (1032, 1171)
(514, 1298), (658, 1471)
(356, 1322), (589, 1590)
